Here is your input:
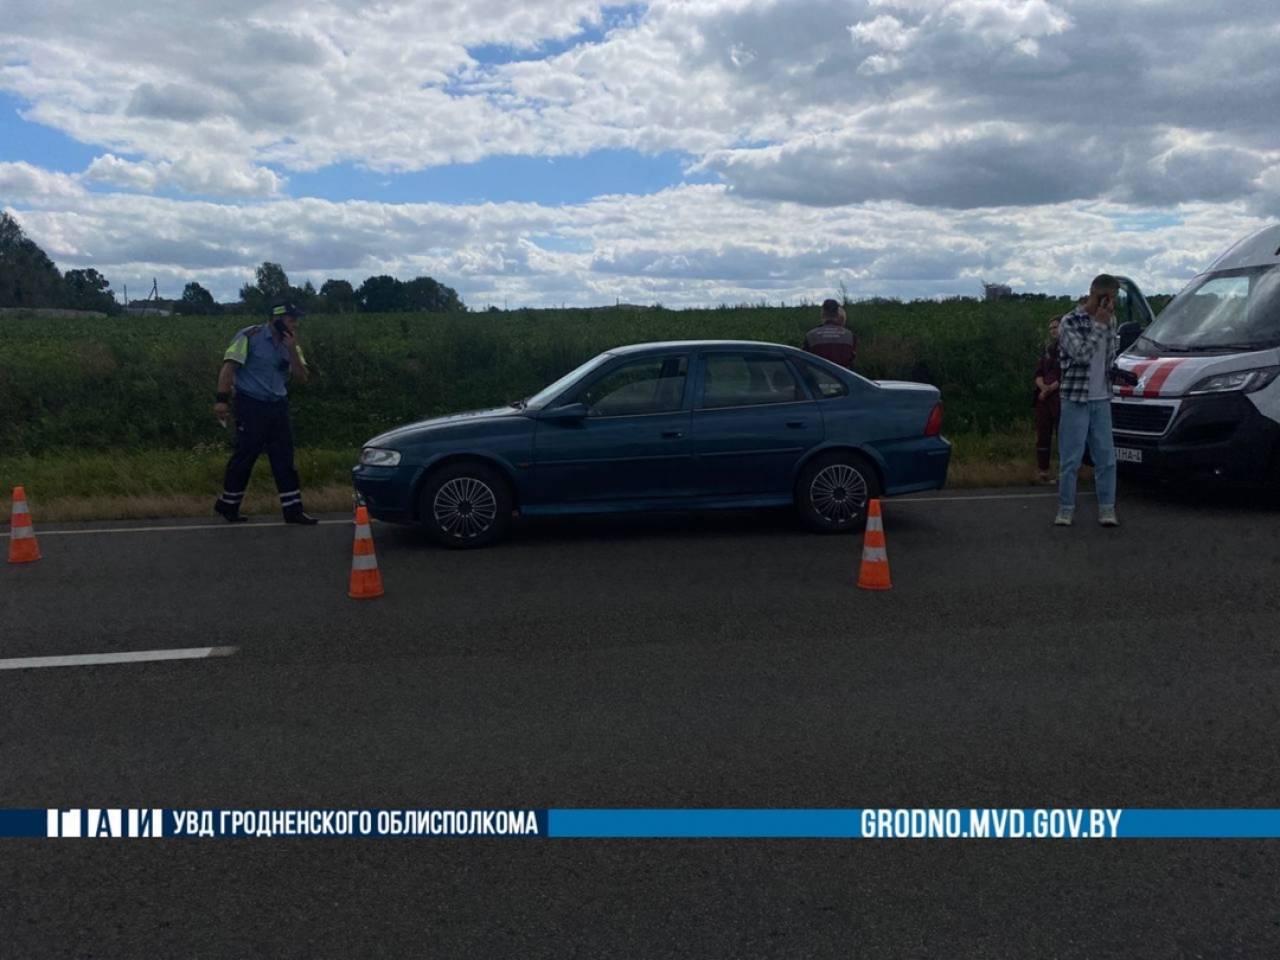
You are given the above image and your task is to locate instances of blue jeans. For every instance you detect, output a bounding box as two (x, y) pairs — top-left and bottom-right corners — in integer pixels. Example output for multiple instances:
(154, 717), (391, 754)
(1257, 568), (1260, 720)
(1058, 399), (1116, 509)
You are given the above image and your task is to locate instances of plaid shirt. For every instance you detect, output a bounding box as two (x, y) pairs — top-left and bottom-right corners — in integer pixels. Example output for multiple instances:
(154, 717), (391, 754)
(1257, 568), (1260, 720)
(1057, 306), (1115, 403)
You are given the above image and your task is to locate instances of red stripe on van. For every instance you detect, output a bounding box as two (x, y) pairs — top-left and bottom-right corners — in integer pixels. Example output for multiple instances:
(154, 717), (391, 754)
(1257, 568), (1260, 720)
(1119, 360), (1157, 397)
(1140, 359), (1186, 397)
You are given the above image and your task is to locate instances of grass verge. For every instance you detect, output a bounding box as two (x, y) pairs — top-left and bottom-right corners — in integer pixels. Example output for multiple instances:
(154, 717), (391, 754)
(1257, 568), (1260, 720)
(2, 428), (1054, 523)
(0, 447), (359, 522)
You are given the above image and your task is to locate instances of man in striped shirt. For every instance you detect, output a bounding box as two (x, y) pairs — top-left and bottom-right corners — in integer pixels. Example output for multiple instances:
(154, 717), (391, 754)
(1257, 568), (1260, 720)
(1055, 275), (1120, 528)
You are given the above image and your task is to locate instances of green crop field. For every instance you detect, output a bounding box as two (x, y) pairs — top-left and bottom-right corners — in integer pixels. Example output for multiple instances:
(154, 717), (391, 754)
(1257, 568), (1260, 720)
(0, 299), (1168, 519)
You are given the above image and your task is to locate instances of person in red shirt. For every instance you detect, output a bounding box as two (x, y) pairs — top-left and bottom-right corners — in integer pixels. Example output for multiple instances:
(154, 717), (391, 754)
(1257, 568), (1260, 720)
(1033, 316), (1062, 483)
(803, 299), (857, 369)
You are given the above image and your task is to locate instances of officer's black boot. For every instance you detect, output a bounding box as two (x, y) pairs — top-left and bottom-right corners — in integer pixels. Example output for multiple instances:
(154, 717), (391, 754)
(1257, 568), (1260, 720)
(214, 500), (248, 523)
(283, 506), (319, 525)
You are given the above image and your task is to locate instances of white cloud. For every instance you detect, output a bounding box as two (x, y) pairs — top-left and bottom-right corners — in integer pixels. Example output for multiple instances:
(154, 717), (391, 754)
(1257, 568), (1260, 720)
(2, 0), (1278, 211)
(2, 0), (1279, 306)
(0, 162), (86, 204)
(6, 184), (1271, 309)
(82, 153), (284, 197)
(850, 14), (916, 51)
(858, 53), (902, 75)
(83, 155), (163, 192)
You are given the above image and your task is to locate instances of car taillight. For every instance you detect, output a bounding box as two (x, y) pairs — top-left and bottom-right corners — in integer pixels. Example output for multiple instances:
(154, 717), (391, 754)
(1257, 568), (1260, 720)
(924, 402), (943, 437)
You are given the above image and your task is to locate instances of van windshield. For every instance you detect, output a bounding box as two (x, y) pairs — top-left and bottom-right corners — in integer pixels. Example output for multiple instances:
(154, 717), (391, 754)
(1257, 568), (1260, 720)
(1138, 265), (1280, 353)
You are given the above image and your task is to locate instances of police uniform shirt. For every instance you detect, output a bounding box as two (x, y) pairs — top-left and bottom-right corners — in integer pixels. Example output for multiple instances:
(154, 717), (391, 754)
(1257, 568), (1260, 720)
(223, 324), (306, 401)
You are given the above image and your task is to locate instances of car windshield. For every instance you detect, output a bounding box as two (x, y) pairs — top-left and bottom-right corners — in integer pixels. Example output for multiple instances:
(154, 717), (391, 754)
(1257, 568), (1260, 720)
(524, 353), (612, 409)
(1137, 265), (1280, 352)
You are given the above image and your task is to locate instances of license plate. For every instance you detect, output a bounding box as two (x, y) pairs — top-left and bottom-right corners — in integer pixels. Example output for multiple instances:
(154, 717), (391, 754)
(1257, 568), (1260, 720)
(1116, 447), (1143, 464)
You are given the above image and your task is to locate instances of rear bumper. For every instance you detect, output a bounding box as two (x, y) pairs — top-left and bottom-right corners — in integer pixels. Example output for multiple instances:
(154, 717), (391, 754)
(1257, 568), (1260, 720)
(879, 436), (951, 495)
(1112, 393), (1279, 483)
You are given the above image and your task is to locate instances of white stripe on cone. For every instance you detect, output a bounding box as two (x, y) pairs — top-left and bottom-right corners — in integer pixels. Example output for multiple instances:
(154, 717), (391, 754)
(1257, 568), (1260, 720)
(861, 546), (887, 562)
(354, 524), (371, 538)
(351, 554), (378, 571)
(11, 527), (34, 540)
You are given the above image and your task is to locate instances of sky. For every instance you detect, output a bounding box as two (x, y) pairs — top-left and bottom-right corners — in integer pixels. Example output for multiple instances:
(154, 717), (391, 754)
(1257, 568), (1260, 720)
(1, 0), (1278, 308)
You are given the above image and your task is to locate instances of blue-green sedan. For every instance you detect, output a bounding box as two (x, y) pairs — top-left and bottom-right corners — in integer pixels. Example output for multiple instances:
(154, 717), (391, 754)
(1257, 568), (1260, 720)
(353, 340), (950, 547)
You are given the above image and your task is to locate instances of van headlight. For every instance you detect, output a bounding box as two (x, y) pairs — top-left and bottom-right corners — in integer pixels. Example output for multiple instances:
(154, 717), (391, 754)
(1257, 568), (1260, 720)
(359, 447), (402, 467)
(1186, 366), (1280, 395)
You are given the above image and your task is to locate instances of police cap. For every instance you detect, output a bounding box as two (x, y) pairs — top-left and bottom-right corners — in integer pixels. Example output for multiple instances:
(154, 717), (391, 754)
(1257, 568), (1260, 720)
(270, 301), (305, 319)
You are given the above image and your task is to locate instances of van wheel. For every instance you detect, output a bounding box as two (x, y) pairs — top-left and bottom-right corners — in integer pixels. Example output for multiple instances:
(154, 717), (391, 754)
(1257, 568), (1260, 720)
(419, 462), (513, 548)
(795, 452), (880, 533)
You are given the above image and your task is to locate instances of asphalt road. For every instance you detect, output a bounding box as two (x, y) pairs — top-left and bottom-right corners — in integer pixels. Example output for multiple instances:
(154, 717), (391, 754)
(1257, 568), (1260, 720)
(3, 483), (1280, 958)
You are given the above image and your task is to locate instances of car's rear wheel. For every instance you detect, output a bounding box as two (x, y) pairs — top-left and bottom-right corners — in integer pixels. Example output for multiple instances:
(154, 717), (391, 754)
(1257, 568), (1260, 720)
(795, 452), (880, 533)
(419, 461), (513, 548)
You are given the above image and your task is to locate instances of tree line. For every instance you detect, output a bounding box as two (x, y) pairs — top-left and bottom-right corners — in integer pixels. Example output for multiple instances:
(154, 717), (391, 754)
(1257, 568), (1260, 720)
(0, 212), (120, 313)
(0, 211), (465, 316)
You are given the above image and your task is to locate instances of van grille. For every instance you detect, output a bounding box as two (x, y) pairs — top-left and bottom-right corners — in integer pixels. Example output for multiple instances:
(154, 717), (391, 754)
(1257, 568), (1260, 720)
(1112, 402), (1175, 435)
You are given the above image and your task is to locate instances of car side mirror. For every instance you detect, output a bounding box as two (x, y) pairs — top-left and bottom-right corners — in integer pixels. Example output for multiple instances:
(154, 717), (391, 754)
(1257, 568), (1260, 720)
(1116, 321), (1142, 353)
(540, 402), (589, 422)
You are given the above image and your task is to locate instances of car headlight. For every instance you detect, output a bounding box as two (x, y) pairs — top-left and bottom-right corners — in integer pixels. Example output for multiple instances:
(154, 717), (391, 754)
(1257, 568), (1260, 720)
(359, 447), (402, 467)
(1186, 366), (1280, 396)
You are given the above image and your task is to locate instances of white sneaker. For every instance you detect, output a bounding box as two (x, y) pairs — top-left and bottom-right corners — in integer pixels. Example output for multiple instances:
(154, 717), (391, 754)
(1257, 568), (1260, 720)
(1053, 508), (1074, 526)
(1098, 506), (1119, 527)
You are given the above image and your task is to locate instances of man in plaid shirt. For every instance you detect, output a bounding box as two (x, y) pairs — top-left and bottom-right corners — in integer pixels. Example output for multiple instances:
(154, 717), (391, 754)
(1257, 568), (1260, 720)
(1055, 274), (1120, 527)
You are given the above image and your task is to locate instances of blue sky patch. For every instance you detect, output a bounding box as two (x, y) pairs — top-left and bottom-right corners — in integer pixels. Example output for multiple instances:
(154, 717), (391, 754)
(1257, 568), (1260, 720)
(529, 233), (594, 253)
(468, 4), (646, 66)
(1106, 211), (1185, 232)
(283, 148), (718, 205)
(0, 92), (99, 171)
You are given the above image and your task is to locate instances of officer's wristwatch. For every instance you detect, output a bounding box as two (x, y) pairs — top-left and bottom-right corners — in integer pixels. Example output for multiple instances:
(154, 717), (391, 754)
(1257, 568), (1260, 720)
(215, 392), (231, 404)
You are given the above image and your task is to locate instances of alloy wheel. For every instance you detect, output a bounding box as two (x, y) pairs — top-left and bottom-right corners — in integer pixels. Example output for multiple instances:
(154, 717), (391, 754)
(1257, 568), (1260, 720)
(809, 463), (868, 524)
(433, 477), (499, 540)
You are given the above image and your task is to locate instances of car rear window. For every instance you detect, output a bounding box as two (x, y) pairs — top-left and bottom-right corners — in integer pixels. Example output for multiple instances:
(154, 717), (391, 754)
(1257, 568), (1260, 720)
(796, 359), (849, 399)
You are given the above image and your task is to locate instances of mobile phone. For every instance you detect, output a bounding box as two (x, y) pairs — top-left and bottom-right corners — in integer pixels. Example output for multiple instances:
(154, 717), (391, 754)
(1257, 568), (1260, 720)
(274, 318), (289, 337)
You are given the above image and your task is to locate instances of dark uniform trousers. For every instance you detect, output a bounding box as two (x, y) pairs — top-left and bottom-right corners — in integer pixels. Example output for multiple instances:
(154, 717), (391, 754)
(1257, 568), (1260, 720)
(219, 394), (303, 513)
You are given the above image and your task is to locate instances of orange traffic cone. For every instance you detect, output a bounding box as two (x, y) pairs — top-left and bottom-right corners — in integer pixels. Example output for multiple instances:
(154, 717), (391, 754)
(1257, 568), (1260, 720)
(348, 505), (384, 599)
(8, 486), (41, 564)
(856, 499), (891, 590)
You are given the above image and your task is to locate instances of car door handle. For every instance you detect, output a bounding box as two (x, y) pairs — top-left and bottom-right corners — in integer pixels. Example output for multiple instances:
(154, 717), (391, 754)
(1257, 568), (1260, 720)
(661, 430), (684, 439)
(785, 421), (807, 429)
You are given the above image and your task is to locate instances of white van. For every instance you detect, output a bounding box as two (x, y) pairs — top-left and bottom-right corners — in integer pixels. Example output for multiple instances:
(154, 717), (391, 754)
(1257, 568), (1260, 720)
(1110, 224), (1280, 482)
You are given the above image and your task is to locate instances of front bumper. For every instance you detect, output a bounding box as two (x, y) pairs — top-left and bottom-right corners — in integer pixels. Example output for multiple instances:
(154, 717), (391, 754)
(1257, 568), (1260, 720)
(1111, 392), (1280, 483)
(351, 463), (421, 522)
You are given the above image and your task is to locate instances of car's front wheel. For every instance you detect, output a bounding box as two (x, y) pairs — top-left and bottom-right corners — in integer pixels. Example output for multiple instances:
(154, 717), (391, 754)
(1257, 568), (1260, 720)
(419, 461), (513, 548)
(795, 452), (880, 533)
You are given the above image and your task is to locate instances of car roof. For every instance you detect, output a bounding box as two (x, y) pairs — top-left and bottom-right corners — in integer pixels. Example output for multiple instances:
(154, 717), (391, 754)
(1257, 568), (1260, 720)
(607, 339), (802, 355)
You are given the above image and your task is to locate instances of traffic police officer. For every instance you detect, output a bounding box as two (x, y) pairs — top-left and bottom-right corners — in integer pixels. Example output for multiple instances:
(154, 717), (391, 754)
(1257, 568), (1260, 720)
(803, 298), (858, 369)
(212, 301), (318, 524)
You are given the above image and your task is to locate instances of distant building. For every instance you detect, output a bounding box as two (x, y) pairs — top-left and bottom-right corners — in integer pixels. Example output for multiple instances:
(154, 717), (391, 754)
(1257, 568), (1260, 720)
(124, 299), (176, 316)
(983, 282), (1013, 301)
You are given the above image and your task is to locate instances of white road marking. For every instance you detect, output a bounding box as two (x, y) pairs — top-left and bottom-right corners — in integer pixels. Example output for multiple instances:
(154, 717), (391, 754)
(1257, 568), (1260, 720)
(0, 646), (238, 671)
(0, 519), (350, 538)
(896, 491), (1092, 504)
(0, 492), (1095, 538)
